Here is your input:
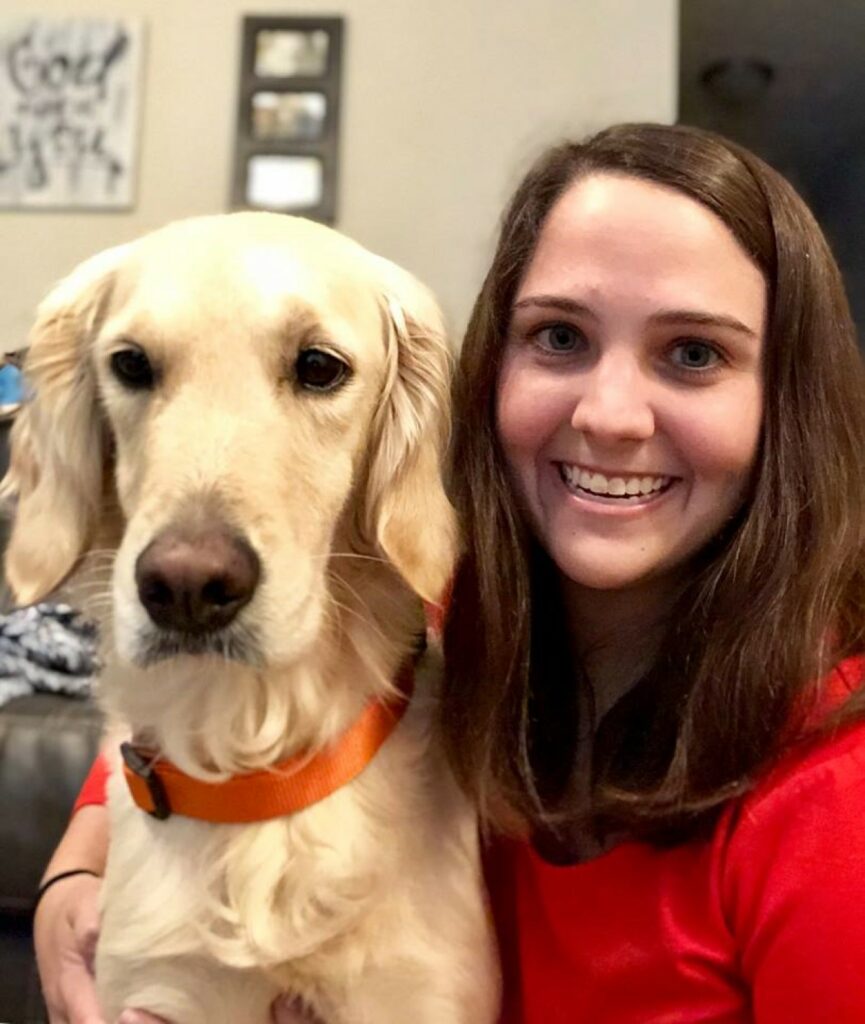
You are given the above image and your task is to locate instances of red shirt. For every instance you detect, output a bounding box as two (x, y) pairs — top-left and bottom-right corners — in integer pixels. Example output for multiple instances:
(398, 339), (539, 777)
(76, 657), (865, 1022)
(489, 656), (865, 1023)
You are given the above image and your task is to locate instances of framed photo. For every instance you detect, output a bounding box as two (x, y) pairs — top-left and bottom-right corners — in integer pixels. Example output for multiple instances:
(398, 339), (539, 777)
(232, 17), (343, 222)
(254, 29), (329, 78)
(245, 154), (323, 209)
(0, 17), (145, 209)
(251, 92), (327, 142)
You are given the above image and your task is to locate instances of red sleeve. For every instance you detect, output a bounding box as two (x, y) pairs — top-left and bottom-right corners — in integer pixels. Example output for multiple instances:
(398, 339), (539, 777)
(72, 753), (110, 814)
(723, 721), (865, 1021)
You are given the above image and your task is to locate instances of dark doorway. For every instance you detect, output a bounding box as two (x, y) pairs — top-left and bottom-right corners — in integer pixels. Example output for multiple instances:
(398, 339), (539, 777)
(679, 0), (865, 336)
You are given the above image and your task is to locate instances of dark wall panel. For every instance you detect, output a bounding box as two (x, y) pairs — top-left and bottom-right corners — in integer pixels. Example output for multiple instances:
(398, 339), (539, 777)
(680, 0), (865, 335)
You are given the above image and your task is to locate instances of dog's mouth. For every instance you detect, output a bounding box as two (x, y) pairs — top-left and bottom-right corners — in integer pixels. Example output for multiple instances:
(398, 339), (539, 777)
(133, 624), (263, 668)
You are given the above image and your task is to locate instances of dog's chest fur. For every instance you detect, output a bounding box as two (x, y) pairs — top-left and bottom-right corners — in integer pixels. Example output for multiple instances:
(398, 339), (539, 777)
(96, 649), (497, 1023)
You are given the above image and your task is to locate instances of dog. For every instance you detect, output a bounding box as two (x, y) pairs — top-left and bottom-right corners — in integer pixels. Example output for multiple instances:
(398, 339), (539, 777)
(3, 213), (500, 1023)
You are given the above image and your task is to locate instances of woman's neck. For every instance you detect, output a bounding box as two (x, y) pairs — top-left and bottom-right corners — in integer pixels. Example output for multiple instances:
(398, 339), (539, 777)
(560, 574), (681, 719)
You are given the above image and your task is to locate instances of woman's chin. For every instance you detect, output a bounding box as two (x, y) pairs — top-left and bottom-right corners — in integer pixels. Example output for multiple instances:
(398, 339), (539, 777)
(549, 549), (676, 596)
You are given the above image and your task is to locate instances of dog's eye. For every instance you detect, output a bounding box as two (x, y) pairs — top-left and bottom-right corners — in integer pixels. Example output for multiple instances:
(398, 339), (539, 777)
(110, 347), (154, 390)
(295, 348), (349, 392)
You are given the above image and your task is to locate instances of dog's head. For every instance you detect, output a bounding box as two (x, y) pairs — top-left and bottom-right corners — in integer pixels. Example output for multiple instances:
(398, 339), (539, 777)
(3, 213), (456, 671)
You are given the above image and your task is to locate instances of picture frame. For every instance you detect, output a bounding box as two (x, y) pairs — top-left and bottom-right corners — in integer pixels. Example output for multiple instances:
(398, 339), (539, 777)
(231, 16), (343, 223)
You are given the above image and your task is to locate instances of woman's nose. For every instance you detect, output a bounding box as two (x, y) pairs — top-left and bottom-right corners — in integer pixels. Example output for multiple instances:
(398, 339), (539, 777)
(569, 357), (655, 442)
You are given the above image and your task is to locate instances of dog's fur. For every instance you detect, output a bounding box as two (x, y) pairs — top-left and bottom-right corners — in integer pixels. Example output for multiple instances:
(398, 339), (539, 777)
(3, 214), (499, 1023)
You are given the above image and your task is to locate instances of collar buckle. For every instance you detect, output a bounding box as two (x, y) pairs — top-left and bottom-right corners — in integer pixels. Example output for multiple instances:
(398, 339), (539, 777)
(121, 741), (172, 820)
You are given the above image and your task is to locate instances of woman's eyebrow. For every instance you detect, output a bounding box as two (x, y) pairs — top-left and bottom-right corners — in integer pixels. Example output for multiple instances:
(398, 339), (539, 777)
(511, 295), (599, 319)
(648, 309), (759, 339)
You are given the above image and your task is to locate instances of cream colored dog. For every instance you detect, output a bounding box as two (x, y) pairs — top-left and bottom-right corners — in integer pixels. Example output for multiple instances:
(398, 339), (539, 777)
(3, 214), (499, 1023)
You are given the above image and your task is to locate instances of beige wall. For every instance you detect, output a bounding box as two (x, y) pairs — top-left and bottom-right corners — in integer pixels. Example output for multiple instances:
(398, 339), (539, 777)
(0, 0), (677, 347)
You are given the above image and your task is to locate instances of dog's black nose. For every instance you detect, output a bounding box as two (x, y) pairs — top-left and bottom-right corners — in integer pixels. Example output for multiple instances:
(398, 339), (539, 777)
(135, 529), (260, 634)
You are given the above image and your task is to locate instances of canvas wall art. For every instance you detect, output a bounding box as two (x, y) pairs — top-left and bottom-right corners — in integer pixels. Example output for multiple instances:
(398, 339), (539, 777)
(0, 17), (144, 209)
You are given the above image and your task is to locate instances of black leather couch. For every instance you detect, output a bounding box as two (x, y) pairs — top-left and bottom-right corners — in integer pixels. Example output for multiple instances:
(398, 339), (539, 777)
(0, 695), (102, 1023)
(0, 413), (103, 1024)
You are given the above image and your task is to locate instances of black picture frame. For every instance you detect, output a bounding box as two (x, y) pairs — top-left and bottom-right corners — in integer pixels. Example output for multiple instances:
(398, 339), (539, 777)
(231, 16), (343, 223)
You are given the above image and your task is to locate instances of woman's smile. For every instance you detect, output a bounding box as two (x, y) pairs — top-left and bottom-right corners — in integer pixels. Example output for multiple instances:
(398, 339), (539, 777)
(556, 462), (676, 503)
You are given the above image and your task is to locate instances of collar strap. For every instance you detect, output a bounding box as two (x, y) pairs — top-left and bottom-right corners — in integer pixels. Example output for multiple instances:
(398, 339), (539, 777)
(121, 664), (414, 824)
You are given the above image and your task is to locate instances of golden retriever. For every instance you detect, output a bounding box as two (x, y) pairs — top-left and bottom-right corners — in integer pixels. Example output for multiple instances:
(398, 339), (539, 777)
(3, 214), (499, 1023)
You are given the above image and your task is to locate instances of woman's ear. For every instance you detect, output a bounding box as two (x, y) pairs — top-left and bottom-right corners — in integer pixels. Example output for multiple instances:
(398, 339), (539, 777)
(1, 244), (127, 605)
(361, 259), (459, 604)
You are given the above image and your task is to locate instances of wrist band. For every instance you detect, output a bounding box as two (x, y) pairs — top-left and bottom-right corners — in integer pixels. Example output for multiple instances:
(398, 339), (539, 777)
(34, 868), (101, 914)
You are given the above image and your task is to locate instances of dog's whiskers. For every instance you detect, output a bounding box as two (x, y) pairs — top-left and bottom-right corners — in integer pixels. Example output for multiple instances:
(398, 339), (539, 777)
(77, 547), (118, 562)
(317, 552), (389, 566)
(326, 570), (381, 623)
(70, 576), (112, 592)
(69, 585), (113, 608)
(324, 581), (393, 654)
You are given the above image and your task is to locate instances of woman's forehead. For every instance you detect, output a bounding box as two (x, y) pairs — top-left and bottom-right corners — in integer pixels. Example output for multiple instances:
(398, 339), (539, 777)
(516, 173), (766, 337)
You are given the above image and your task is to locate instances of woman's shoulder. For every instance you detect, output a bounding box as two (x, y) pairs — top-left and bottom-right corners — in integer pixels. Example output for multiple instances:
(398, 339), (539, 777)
(718, 652), (865, 917)
(717, 655), (865, 1011)
(733, 653), (865, 826)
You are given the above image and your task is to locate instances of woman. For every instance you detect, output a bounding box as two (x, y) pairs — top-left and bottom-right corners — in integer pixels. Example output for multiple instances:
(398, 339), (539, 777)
(33, 123), (865, 1022)
(442, 122), (865, 1020)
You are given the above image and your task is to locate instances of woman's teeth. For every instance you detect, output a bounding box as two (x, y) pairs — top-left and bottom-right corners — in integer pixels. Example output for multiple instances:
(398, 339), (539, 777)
(559, 464), (672, 498)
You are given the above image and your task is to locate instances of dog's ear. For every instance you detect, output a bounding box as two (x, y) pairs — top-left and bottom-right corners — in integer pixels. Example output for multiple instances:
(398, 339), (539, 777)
(1, 244), (126, 605)
(361, 259), (459, 604)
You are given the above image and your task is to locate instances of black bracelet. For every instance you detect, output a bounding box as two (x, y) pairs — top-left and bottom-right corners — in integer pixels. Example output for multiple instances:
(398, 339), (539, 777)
(33, 869), (101, 914)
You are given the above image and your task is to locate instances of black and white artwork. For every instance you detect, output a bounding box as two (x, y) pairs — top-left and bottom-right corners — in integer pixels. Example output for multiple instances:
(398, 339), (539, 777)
(0, 17), (144, 209)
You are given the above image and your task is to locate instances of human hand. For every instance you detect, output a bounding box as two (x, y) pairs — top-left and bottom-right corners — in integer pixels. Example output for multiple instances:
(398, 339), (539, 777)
(34, 870), (105, 1024)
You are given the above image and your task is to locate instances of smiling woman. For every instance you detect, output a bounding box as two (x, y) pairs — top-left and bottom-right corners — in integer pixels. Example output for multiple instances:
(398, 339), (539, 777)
(443, 122), (865, 1022)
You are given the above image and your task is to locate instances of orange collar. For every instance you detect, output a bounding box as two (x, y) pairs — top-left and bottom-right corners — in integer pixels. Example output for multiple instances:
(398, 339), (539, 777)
(121, 663), (414, 823)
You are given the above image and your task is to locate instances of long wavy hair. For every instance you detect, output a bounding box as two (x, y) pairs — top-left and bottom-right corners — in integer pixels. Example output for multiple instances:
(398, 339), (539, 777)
(442, 122), (865, 846)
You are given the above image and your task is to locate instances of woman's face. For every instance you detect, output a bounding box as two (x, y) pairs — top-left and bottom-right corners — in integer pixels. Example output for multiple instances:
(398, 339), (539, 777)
(496, 172), (766, 594)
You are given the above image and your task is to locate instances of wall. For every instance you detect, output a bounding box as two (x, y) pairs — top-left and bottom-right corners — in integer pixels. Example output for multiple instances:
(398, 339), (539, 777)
(0, 0), (677, 346)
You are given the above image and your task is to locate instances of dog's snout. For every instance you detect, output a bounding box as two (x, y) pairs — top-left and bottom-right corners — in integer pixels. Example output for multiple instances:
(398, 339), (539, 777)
(135, 529), (261, 634)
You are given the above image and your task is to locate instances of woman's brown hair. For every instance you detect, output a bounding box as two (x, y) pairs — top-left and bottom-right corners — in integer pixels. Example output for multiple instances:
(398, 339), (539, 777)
(442, 122), (865, 846)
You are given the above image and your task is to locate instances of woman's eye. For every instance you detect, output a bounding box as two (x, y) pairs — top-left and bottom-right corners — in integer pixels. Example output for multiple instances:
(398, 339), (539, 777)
(669, 340), (720, 371)
(536, 324), (586, 354)
(295, 348), (351, 392)
(110, 347), (154, 390)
